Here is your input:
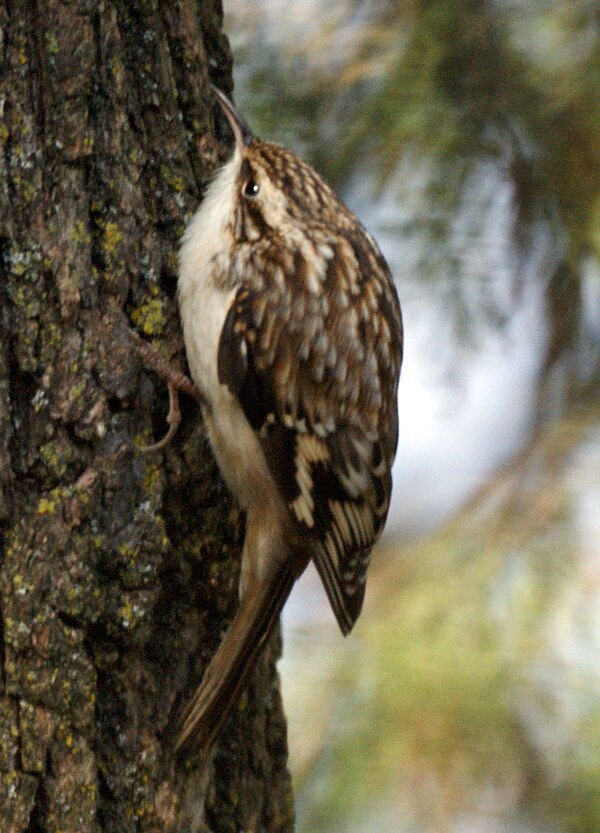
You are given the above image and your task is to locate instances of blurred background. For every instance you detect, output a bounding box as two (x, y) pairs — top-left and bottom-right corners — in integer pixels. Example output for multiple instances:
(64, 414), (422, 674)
(224, 2), (600, 831)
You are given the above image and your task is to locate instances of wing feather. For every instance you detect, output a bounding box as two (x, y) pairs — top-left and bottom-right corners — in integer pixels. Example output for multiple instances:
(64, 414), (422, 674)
(217, 229), (402, 633)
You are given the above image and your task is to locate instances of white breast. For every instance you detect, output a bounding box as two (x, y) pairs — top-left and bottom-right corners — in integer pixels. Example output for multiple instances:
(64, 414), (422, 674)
(178, 152), (240, 403)
(177, 151), (279, 514)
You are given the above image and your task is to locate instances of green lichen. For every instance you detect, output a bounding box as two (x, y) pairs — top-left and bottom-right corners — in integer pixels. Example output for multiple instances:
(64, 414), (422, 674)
(36, 486), (69, 515)
(37, 497), (58, 515)
(39, 442), (67, 478)
(21, 178), (38, 203)
(11, 575), (32, 596)
(117, 598), (146, 631)
(130, 295), (166, 336)
(68, 379), (86, 403)
(142, 457), (162, 495)
(110, 55), (123, 78)
(100, 220), (123, 256)
(82, 134), (94, 154)
(160, 163), (185, 193)
(70, 219), (91, 245)
(13, 284), (26, 303)
(40, 321), (62, 356)
(45, 31), (59, 55)
(93, 218), (126, 285)
(132, 429), (154, 451)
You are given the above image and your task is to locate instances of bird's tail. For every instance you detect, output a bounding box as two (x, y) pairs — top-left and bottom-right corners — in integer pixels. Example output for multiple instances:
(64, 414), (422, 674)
(175, 564), (295, 757)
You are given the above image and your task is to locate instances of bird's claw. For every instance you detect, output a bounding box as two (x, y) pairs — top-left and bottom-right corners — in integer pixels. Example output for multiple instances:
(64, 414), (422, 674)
(136, 382), (182, 453)
(127, 327), (204, 452)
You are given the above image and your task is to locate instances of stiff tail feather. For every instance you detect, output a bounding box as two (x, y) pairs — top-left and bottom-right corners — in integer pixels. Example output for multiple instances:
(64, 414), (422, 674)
(175, 565), (295, 757)
(312, 543), (366, 636)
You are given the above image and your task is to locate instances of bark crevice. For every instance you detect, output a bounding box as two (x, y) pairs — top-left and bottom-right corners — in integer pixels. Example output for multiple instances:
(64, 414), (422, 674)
(0, 2), (294, 831)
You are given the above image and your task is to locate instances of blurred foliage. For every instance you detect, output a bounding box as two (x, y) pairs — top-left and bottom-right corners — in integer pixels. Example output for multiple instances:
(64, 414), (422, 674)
(224, 2), (600, 831)
(345, 0), (600, 258)
(295, 395), (600, 832)
(231, 0), (600, 258)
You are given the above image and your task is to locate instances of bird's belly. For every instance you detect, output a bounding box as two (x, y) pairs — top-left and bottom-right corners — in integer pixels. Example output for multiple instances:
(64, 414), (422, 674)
(204, 394), (277, 511)
(180, 280), (279, 512)
(179, 279), (234, 406)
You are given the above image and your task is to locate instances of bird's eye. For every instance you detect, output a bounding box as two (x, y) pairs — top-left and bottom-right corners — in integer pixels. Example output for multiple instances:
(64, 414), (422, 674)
(243, 179), (260, 198)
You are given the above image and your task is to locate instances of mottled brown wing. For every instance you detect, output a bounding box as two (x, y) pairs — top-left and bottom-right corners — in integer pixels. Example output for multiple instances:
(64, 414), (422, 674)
(218, 228), (402, 634)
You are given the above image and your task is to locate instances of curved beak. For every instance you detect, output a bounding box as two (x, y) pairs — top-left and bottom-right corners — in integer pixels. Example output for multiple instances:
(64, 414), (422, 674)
(210, 83), (254, 150)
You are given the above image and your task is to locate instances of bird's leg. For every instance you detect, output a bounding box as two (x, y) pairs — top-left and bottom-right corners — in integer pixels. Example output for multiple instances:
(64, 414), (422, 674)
(139, 380), (182, 452)
(128, 326), (201, 402)
(127, 326), (205, 451)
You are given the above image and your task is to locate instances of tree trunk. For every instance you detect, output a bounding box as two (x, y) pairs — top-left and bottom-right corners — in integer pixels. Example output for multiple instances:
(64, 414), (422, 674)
(0, 2), (294, 831)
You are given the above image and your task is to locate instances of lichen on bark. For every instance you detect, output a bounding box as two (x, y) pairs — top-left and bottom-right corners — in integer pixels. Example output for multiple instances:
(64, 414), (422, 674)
(0, 2), (294, 831)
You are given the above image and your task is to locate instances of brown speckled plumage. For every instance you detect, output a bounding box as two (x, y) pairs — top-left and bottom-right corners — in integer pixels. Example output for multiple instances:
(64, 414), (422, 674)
(176, 86), (402, 756)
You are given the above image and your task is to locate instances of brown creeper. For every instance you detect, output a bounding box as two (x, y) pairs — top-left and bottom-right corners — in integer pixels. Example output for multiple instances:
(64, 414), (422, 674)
(176, 85), (403, 755)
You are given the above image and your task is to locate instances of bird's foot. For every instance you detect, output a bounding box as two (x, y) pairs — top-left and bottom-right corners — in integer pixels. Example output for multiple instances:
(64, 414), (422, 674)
(127, 327), (204, 451)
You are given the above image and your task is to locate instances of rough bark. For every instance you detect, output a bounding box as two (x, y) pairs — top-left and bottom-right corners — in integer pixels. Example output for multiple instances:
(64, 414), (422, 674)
(0, 2), (294, 831)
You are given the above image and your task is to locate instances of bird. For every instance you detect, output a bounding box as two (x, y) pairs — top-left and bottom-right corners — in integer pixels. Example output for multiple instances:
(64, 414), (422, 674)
(174, 83), (403, 756)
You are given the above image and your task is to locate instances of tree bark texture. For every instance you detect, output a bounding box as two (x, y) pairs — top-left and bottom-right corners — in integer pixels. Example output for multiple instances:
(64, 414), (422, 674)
(0, 2), (294, 831)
